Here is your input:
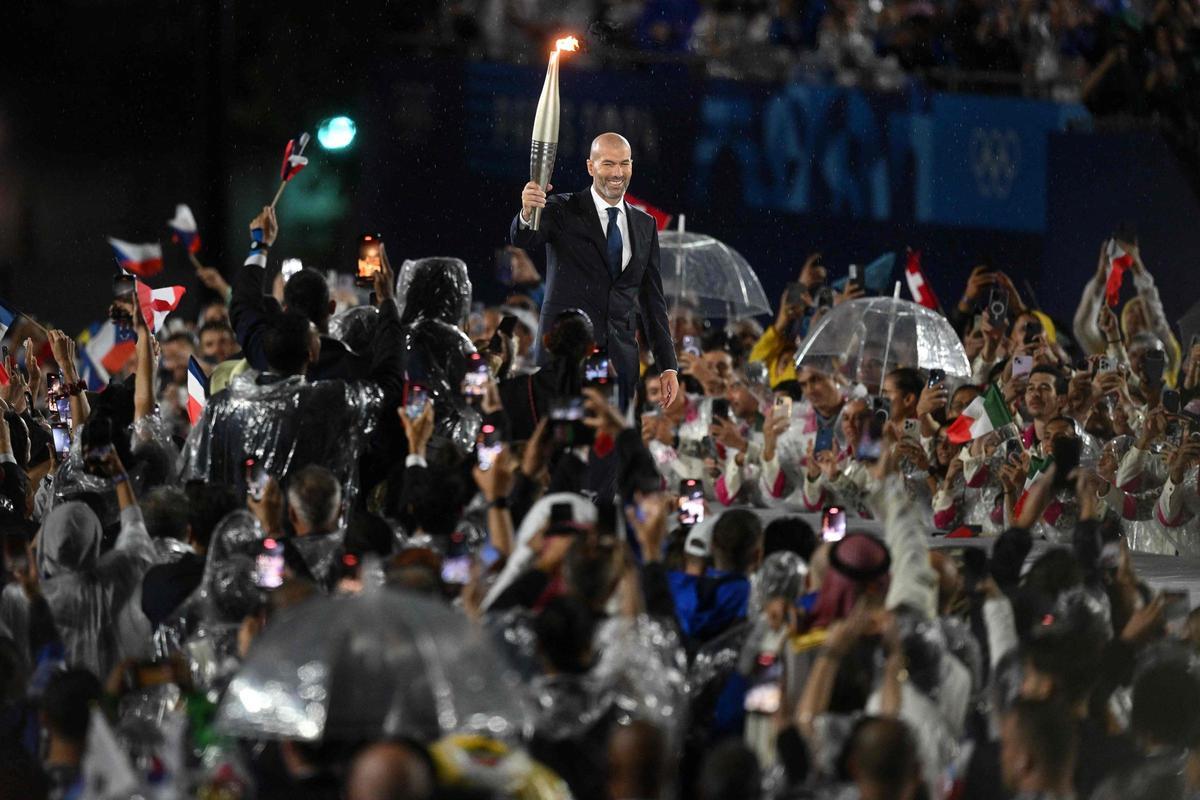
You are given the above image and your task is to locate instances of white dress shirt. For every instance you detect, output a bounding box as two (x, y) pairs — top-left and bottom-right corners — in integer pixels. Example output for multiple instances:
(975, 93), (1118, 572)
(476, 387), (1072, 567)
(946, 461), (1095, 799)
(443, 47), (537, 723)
(590, 185), (632, 271)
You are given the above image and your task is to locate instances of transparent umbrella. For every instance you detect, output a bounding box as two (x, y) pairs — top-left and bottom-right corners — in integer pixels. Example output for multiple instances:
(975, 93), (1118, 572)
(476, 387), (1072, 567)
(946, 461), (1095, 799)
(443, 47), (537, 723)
(795, 296), (970, 390)
(659, 231), (771, 318)
(216, 588), (526, 742)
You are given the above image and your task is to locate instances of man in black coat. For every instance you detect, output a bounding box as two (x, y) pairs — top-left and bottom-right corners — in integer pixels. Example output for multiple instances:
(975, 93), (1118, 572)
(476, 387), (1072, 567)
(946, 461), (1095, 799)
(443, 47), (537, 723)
(511, 132), (679, 410)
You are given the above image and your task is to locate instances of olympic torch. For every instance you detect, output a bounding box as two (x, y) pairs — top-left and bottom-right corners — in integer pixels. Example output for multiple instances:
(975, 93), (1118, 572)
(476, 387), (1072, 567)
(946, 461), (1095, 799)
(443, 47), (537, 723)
(529, 35), (579, 230)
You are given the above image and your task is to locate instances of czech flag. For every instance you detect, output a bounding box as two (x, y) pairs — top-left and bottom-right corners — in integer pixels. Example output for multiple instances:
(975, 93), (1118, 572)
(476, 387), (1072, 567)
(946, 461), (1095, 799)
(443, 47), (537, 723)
(167, 204), (201, 254)
(904, 250), (939, 310)
(108, 238), (163, 278)
(186, 355), (209, 426)
(1105, 239), (1134, 308)
(625, 193), (673, 232)
(280, 132), (311, 182)
(79, 320), (137, 388)
(136, 281), (186, 333)
(0, 298), (19, 342)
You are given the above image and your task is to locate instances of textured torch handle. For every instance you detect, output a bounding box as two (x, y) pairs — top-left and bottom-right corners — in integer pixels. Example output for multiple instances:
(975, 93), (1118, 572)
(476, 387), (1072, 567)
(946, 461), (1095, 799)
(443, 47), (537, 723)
(529, 139), (558, 231)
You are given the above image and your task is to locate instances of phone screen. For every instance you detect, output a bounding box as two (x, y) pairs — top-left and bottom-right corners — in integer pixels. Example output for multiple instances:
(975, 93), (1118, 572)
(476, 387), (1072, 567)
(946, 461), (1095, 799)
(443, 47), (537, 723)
(281, 258), (303, 283)
(822, 506), (846, 542)
(357, 234), (383, 285)
(51, 424), (71, 459)
(441, 555), (473, 586)
(678, 479), (704, 525)
(404, 384), (429, 420)
(856, 417), (884, 462)
(784, 282), (806, 305)
(255, 538), (285, 589)
(1012, 355), (1033, 379)
(245, 459), (268, 501)
(744, 656), (783, 714)
(476, 424), (501, 471)
(584, 354), (611, 385)
(462, 355), (489, 398)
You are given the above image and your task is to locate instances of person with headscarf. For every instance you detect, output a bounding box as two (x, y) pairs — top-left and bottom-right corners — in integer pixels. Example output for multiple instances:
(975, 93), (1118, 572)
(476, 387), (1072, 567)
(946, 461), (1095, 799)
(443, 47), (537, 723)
(0, 448), (153, 679)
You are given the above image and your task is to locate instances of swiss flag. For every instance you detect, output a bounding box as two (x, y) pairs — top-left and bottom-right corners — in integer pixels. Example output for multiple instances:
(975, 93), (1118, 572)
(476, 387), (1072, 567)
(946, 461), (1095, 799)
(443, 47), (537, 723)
(625, 193), (673, 232)
(904, 250), (939, 310)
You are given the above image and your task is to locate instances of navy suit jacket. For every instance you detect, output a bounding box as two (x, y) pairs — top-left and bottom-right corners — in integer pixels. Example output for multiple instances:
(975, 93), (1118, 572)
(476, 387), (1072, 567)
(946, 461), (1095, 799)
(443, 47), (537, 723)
(510, 188), (677, 394)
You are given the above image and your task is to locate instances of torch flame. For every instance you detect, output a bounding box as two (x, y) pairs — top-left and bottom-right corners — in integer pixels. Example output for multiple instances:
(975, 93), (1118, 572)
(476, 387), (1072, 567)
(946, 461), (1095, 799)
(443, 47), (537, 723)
(554, 36), (580, 53)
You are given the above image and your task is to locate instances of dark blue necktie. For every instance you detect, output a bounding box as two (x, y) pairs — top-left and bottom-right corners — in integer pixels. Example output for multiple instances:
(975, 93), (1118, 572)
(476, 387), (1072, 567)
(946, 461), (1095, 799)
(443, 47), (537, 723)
(605, 206), (622, 282)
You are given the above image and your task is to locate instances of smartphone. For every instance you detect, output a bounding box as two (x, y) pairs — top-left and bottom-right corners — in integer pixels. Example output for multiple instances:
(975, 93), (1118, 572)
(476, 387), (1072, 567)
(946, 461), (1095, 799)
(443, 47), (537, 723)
(711, 398), (731, 421)
(51, 422), (71, 459)
(822, 505), (846, 542)
(847, 263), (861, 291)
(1005, 438), (1023, 458)
(404, 383), (430, 420)
(677, 479), (705, 526)
(550, 396), (591, 446)
(81, 418), (113, 475)
(743, 655), (783, 715)
(255, 537), (285, 589)
(498, 315), (520, 338)
(547, 501), (579, 537)
(1050, 436), (1081, 490)
(583, 352), (611, 387)
(773, 395), (793, 419)
(281, 258), (303, 283)
(814, 286), (835, 309)
(901, 418), (921, 440)
(986, 287), (1008, 327)
(682, 336), (702, 357)
(1023, 319), (1043, 346)
(245, 459), (269, 501)
(356, 233), (383, 287)
(462, 353), (489, 400)
(871, 396), (891, 423)
(476, 424), (502, 472)
(1097, 356), (1117, 374)
(46, 373), (61, 398)
(440, 554), (473, 586)
(1142, 349), (1166, 389)
(856, 414), (884, 462)
(1012, 355), (1033, 379)
(927, 368), (945, 389)
(784, 282), (806, 306)
(1164, 389), (1181, 415)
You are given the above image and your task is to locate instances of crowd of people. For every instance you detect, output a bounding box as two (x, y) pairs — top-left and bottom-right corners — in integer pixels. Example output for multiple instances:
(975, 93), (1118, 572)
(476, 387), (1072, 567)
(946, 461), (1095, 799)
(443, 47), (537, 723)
(0, 194), (1199, 800)
(440, 0), (1200, 113)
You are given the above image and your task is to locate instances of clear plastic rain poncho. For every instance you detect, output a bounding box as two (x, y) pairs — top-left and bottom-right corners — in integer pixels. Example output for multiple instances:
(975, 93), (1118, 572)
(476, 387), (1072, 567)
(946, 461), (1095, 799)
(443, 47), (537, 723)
(216, 587), (527, 743)
(328, 304), (380, 355)
(396, 257), (481, 456)
(180, 371), (381, 508)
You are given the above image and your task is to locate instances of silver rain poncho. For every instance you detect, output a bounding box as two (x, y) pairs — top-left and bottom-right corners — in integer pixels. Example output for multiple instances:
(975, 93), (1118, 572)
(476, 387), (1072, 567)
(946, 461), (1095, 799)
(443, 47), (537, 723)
(180, 371), (381, 510)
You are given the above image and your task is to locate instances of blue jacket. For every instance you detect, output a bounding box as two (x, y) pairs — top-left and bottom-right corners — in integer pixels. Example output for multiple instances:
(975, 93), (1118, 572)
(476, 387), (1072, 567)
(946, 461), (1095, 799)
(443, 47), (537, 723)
(667, 568), (750, 643)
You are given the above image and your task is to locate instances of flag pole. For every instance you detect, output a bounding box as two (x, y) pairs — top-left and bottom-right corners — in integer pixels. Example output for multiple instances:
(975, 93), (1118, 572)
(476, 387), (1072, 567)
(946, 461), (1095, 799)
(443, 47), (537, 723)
(187, 251), (203, 271)
(269, 180), (288, 210)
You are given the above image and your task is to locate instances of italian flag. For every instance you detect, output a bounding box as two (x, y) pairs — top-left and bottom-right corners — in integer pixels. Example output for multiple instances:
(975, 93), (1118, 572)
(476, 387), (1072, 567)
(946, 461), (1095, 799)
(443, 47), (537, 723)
(946, 384), (1012, 444)
(1012, 454), (1053, 519)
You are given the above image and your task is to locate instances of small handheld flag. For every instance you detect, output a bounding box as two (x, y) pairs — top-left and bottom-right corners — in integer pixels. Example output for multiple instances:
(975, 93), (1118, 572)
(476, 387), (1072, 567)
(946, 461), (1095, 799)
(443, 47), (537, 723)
(945, 384), (1013, 444)
(0, 298), (18, 342)
(271, 132), (311, 208)
(625, 193), (673, 232)
(167, 204), (202, 255)
(186, 355), (209, 426)
(135, 281), (187, 333)
(108, 238), (164, 278)
(80, 320), (137, 388)
(1105, 239), (1134, 308)
(904, 250), (940, 310)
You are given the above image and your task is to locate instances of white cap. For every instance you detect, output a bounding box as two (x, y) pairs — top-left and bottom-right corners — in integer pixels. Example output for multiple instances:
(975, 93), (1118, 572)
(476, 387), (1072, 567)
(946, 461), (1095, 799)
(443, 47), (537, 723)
(684, 513), (718, 558)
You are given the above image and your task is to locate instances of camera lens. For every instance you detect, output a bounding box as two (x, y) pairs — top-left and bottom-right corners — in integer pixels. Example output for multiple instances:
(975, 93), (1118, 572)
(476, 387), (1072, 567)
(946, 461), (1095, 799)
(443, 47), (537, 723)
(989, 300), (1005, 319)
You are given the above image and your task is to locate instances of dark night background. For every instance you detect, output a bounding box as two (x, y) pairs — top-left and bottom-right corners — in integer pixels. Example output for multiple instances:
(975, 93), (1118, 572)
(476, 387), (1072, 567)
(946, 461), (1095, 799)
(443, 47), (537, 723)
(2, 0), (1198, 338)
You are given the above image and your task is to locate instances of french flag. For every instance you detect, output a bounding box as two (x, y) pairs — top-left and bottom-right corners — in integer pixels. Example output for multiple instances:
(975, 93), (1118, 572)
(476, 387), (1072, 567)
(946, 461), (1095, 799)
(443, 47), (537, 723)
(136, 281), (186, 333)
(167, 204), (201, 254)
(108, 238), (163, 278)
(280, 132), (311, 182)
(186, 355), (209, 426)
(625, 193), (673, 232)
(0, 297), (18, 342)
(1105, 239), (1134, 308)
(904, 250), (939, 310)
(81, 320), (137, 387)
